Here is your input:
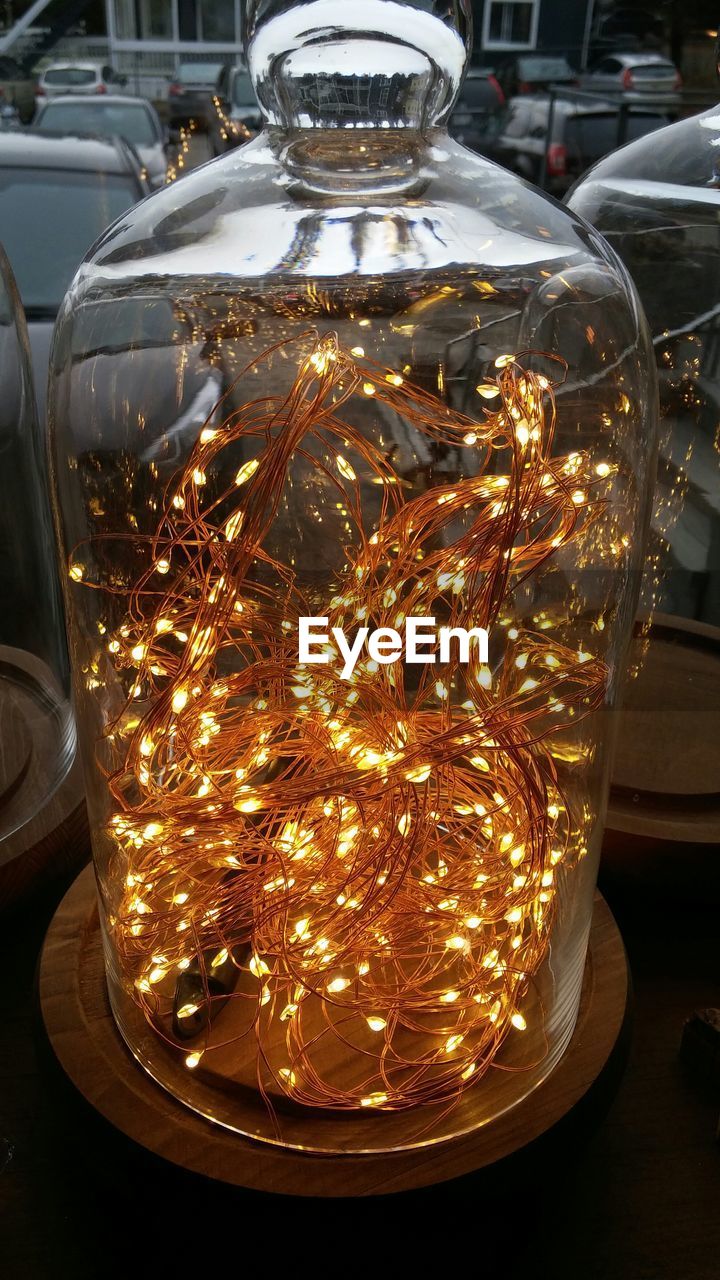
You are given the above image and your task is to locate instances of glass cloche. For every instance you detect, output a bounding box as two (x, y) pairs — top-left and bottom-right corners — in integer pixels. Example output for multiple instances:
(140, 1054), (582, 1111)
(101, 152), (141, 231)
(569, 104), (720, 849)
(48, 0), (656, 1151)
(0, 246), (76, 897)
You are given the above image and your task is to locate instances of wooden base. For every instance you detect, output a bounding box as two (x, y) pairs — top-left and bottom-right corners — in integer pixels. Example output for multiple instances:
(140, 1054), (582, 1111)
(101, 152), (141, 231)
(0, 646), (88, 911)
(39, 865), (629, 1197)
(607, 615), (720, 849)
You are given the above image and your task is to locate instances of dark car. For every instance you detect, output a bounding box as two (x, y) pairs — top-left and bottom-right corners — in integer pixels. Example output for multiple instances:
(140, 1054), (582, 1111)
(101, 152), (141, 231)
(209, 64), (263, 155)
(449, 68), (505, 151)
(167, 61), (225, 133)
(485, 96), (668, 195)
(498, 55), (578, 98)
(0, 131), (149, 415)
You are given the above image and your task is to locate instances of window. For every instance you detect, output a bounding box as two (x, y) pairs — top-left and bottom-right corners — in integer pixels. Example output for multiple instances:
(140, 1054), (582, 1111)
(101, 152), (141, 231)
(176, 62), (224, 86)
(43, 67), (98, 86)
(114, 0), (173, 39)
(178, 0), (236, 42)
(483, 1), (539, 50)
(564, 111), (667, 168)
(140, 0), (173, 39)
(198, 0), (234, 42)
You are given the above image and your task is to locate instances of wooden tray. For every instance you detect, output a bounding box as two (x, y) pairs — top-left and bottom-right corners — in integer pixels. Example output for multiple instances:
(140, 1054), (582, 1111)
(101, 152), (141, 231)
(0, 645), (87, 910)
(39, 865), (628, 1197)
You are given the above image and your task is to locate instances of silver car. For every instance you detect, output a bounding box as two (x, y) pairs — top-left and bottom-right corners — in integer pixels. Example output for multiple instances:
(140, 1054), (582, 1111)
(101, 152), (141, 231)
(36, 61), (127, 103)
(33, 94), (169, 188)
(582, 52), (682, 107)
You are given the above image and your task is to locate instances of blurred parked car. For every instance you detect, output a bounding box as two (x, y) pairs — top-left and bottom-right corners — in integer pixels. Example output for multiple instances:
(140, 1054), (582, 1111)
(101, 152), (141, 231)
(34, 95), (168, 187)
(582, 53), (682, 107)
(498, 55), (578, 97)
(449, 67), (505, 150)
(36, 61), (127, 103)
(0, 54), (36, 123)
(0, 131), (149, 413)
(209, 63), (263, 154)
(484, 96), (669, 196)
(167, 62), (224, 133)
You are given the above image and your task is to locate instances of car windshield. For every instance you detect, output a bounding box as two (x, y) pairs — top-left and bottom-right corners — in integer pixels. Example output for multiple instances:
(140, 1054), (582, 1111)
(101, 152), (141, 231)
(566, 112), (667, 163)
(0, 168), (139, 312)
(458, 76), (496, 108)
(232, 71), (255, 106)
(520, 58), (573, 79)
(37, 102), (158, 146)
(630, 63), (676, 79)
(43, 67), (97, 86)
(177, 63), (223, 85)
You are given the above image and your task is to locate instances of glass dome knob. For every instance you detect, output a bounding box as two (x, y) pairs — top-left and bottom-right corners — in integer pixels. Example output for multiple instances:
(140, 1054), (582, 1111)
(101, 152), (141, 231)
(245, 0), (472, 129)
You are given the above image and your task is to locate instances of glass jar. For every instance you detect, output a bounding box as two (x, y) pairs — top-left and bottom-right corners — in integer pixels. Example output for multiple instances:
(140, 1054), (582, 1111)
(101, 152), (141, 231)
(49, 0), (656, 1151)
(568, 107), (720, 849)
(0, 246), (75, 864)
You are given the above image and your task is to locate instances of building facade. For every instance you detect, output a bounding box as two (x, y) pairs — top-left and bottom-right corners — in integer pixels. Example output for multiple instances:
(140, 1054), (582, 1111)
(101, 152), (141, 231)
(104, 0), (242, 94)
(109, 0), (242, 55)
(2, 1), (597, 97)
(105, 1), (596, 78)
(471, 0), (596, 68)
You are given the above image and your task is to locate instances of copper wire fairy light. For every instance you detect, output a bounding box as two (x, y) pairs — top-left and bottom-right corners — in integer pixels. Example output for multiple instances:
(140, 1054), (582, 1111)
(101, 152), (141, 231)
(69, 332), (610, 1113)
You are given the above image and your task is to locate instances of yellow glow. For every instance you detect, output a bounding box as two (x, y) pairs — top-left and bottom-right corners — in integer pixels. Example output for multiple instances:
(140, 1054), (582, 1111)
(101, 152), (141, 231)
(235, 458), (259, 487)
(446, 935), (467, 951)
(172, 688), (188, 714)
(237, 795), (262, 813)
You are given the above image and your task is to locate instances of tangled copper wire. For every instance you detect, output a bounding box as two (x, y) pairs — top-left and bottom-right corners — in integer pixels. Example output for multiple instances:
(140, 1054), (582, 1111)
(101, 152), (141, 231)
(70, 332), (608, 1114)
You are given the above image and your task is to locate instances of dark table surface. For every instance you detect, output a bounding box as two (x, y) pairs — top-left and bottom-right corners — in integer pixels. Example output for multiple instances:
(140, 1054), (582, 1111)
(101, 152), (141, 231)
(1, 853), (719, 1279)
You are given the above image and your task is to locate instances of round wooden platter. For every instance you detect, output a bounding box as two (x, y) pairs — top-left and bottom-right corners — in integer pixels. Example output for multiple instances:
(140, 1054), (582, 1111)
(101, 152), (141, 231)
(39, 864), (628, 1198)
(604, 615), (720, 897)
(0, 645), (88, 910)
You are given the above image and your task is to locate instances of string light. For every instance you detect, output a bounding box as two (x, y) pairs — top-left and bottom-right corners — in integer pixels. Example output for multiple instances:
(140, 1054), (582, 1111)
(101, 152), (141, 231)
(68, 333), (610, 1114)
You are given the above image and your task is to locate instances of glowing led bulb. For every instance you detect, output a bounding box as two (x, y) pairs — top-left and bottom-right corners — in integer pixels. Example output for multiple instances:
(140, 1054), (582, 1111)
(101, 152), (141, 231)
(172, 687), (188, 714)
(235, 458), (259, 487)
